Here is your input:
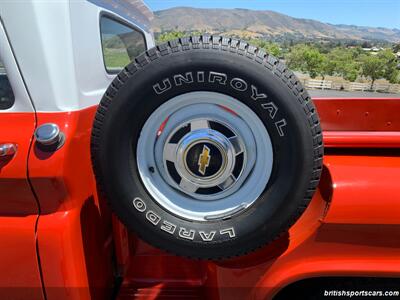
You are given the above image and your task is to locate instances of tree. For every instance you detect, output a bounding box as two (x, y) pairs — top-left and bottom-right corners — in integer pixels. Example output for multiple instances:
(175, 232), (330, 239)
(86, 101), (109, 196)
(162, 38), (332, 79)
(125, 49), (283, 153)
(320, 55), (335, 79)
(325, 47), (360, 82)
(286, 44), (325, 78)
(286, 44), (307, 71)
(378, 49), (400, 84)
(342, 63), (359, 82)
(360, 55), (385, 89)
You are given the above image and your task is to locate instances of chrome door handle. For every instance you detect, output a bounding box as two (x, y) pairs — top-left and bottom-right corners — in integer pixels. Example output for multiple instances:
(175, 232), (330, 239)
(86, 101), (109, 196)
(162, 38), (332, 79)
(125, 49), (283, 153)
(0, 143), (17, 157)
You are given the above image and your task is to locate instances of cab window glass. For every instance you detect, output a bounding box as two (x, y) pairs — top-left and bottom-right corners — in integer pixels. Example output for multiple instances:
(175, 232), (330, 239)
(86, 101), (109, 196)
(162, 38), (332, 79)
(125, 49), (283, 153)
(100, 16), (146, 73)
(0, 59), (15, 109)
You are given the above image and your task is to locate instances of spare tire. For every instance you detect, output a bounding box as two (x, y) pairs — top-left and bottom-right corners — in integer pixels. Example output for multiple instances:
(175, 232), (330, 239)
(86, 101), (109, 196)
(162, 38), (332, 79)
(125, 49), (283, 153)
(91, 36), (323, 259)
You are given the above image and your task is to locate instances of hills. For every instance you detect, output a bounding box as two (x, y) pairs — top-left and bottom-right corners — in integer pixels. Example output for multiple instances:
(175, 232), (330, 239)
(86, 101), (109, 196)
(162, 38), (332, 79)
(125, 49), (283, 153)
(152, 7), (400, 43)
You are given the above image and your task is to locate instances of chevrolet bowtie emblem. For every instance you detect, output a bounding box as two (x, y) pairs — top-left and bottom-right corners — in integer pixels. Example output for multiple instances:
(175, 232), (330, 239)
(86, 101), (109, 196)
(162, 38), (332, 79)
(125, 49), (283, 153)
(198, 145), (211, 176)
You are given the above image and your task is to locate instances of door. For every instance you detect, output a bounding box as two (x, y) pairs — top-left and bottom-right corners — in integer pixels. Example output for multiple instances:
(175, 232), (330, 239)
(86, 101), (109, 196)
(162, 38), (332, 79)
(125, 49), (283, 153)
(0, 19), (44, 299)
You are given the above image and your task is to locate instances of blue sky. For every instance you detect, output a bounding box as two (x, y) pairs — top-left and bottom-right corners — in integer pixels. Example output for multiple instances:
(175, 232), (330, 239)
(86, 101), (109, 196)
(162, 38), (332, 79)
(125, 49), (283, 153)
(144, 0), (400, 29)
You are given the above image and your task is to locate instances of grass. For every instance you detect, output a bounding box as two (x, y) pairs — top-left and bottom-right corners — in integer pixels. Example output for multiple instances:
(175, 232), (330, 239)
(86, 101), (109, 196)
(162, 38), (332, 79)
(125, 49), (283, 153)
(103, 48), (130, 71)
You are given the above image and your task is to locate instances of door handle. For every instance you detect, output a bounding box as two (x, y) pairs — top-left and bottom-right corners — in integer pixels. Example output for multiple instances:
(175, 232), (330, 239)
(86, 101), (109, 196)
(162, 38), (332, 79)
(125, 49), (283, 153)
(0, 143), (17, 157)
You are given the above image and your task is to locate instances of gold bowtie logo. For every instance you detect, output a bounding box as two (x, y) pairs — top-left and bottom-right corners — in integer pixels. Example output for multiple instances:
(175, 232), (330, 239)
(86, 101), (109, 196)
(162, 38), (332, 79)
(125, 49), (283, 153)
(198, 145), (211, 175)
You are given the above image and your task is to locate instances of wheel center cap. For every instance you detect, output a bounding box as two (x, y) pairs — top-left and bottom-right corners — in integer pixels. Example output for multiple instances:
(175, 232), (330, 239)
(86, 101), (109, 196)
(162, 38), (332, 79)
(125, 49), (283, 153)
(173, 128), (235, 188)
(185, 141), (224, 178)
(160, 117), (250, 199)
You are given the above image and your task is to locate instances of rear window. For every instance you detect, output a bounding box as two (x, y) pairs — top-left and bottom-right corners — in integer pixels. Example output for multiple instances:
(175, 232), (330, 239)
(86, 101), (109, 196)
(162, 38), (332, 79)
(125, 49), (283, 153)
(100, 16), (146, 73)
(0, 59), (14, 110)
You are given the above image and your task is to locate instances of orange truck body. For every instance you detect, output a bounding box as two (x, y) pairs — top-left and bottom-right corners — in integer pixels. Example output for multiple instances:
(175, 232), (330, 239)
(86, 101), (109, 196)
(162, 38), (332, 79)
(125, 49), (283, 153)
(0, 1), (399, 298)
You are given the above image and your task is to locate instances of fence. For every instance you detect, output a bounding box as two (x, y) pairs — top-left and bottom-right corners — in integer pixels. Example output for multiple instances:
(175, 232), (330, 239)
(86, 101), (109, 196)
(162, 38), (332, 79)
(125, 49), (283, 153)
(348, 82), (369, 91)
(304, 79), (399, 94)
(389, 84), (400, 93)
(305, 79), (332, 90)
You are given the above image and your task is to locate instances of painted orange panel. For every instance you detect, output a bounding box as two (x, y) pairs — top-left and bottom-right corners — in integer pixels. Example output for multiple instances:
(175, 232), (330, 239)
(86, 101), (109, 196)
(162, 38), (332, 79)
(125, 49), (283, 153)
(0, 216), (44, 299)
(314, 98), (400, 131)
(29, 106), (114, 300)
(323, 154), (400, 224)
(0, 113), (38, 214)
(0, 112), (43, 299)
(324, 131), (400, 148)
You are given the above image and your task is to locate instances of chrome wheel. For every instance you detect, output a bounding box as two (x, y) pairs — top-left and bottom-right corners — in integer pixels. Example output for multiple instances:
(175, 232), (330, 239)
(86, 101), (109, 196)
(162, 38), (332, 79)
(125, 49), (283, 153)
(137, 92), (273, 221)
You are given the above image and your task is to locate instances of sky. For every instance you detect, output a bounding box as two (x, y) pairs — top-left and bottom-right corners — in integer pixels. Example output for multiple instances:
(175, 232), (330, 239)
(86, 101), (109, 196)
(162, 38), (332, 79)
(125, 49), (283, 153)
(144, 0), (400, 29)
